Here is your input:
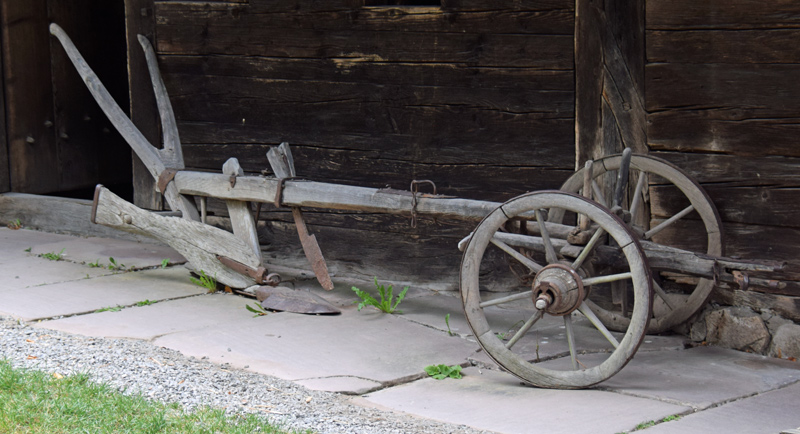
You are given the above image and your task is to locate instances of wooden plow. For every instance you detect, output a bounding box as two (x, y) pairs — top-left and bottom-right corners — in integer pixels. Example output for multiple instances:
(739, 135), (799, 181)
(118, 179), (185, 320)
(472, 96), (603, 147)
(51, 24), (785, 389)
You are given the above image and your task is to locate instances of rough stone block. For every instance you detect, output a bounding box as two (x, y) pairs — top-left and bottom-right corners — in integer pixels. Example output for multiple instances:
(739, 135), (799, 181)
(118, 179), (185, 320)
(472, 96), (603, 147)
(770, 323), (800, 359)
(703, 307), (771, 353)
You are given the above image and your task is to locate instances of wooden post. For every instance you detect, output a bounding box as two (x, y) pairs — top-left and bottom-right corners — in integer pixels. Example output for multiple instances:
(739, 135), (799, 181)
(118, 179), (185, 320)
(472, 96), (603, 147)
(574, 0), (646, 167)
(125, 0), (161, 210)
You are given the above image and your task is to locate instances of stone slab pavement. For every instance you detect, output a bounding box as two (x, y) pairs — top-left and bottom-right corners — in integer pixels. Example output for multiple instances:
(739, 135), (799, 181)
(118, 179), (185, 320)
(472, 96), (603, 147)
(1, 228), (799, 433)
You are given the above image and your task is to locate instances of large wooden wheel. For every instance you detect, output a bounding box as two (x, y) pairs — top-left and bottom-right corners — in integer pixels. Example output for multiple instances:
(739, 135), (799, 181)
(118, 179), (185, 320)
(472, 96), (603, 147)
(557, 152), (723, 333)
(460, 191), (652, 389)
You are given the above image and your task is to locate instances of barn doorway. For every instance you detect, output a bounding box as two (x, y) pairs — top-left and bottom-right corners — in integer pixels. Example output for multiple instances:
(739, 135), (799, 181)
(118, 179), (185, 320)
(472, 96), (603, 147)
(0, 0), (132, 200)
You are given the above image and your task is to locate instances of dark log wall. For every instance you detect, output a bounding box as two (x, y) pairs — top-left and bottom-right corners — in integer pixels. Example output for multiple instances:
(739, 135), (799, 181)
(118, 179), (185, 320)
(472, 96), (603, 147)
(150, 0), (577, 286)
(646, 0), (800, 320)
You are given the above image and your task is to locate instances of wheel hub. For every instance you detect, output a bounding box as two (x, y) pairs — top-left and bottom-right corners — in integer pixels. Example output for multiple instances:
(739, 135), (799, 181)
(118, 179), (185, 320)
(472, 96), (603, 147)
(532, 264), (584, 316)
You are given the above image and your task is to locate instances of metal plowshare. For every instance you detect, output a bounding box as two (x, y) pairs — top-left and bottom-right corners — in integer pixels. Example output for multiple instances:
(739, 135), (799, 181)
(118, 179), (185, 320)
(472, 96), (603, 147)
(50, 24), (785, 389)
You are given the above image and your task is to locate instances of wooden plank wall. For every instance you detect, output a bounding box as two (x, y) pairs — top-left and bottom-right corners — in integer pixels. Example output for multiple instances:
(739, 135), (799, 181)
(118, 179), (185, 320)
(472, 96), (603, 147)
(149, 0), (577, 286)
(646, 0), (800, 319)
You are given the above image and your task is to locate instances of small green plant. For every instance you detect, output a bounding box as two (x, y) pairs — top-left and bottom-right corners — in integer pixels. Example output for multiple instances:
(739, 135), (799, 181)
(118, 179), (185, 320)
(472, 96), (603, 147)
(24, 247), (31, 253)
(88, 259), (102, 268)
(7, 218), (22, 229)
(107, 257), (126, 271)
(662, 415), (681, 422)
(424, 364), (463, 380)
(352, 277), (408, 314)
(245, 303), (269, 317)
(190, 270), (218, 292)
(161, 258), (170, 269)
(40, 248), (65, 261)
(95, 305), (123, 313)
(135, 300), (155, 307)
(445, 313), (455, 336)
(496, 332), (508, 340)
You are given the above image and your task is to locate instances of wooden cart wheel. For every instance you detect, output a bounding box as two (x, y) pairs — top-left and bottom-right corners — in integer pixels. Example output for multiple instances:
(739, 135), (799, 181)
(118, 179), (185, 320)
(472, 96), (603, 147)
(556, 152), (723, 334)
(460, 191), (652, 389)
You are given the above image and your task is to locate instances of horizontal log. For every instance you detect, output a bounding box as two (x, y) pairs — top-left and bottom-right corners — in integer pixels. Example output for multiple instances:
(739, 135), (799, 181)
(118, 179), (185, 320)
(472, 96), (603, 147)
(160, 55), (575, 90)
(646, 64), (800, 116)
(177, 116), (574, 164)
(648, 152), (800, 185)
(156, 0), (575, 12)
(155, 1), (574, 34)
(0, 193), (151, 243)
(155, 10), (574, 68)
(166, 75), (573, 122)
(651, 183), (800, 228)
(647, 29), (800, 64)
(647, 115), (800, 158)
(646, 0), (800, 30)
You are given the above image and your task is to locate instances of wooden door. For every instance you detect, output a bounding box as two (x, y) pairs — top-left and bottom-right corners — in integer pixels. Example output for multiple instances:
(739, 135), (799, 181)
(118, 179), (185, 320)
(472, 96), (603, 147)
(0, 0), (131, 197)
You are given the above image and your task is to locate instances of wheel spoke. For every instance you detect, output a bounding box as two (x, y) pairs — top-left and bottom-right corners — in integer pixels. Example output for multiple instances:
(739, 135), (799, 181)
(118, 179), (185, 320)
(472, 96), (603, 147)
(653, 279), (678, 311)
(479, 291), (532, 308)
(591, 180), (608, 208)
(535, 209), (558, 264)
(564, 315), (578, 370)
(571, 227), (607, 270)
(577, 302), (620, 348)
(644, 204), (694, 240)
(505, 310), (543, 349)
(582, 272), (632, 287)
(612, 280), (628, 317)
(490, 237), (544, 273)
(628, 173), (647, 223)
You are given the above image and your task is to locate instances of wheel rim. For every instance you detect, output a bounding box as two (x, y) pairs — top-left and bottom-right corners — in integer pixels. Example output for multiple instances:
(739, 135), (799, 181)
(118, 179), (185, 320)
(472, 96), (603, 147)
(460, 191), (652, 389)
(556, 154), (723, 333)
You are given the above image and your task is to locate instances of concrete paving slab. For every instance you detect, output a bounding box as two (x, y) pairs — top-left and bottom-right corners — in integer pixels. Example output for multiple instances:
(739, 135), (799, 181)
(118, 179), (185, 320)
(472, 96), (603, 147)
(280, 279), (431, 309)
(30, 236), (186, 270)
(153, 307), (481, 393)
(36, 293), (251, 340)
(295, 376), (383, 395)
(363, 367), (690, 434)
(399, 291), (685, 373)
(539, 346), (800, 409)
(0, 228), (79, 258)
(0, 267), (206, 321)
(0, 255), (115, 288)
(638, 381), (800, 434)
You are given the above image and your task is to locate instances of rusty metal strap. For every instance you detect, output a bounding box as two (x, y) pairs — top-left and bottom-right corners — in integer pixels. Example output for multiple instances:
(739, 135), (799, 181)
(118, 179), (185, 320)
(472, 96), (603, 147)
(157, 168), (180, 195)
(410, 180), (437, 228)
(273, 176), (299, 208)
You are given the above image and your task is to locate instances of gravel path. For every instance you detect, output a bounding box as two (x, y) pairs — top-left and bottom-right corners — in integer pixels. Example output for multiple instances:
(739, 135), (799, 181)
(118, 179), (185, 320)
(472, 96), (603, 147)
(1, 316), (490, 434)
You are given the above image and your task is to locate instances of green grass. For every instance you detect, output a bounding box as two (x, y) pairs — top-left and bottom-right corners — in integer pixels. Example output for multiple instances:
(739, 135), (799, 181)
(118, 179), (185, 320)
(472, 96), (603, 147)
(0, 359), (301, 434)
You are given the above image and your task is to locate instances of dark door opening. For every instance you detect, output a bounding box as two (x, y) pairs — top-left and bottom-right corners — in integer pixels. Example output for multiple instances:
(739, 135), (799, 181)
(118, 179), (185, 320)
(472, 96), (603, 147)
(1, 0), (132, 201)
